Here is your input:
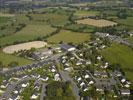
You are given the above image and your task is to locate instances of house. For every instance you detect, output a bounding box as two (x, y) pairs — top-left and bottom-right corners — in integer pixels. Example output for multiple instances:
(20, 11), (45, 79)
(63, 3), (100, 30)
(54, 73), (61, 81)
(95, 85), (104, 92)
(30, 92), (39, 99)
(94, 71), (108, 78)
(0, 80), (9, 89)
(60, 44), (76, 52)
(39, 76), (49, 82)
(21, 82), (29, 88)
(9, 94), (20, 100)
(84, 74), (90, 79)
(76, 61), (82, 66)
(120, 89), (130, 96)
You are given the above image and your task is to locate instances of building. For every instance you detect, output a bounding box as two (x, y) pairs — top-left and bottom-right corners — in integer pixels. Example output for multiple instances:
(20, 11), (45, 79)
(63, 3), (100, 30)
(32, 49), (53, 60)
(120, 89), (130, 96)
(60, 44), (76, 52)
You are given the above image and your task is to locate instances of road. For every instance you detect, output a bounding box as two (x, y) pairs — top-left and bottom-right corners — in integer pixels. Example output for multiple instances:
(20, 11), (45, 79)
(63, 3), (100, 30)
(40, 83), (47, 100)
(1, 76), (35, 100)
(59, 71), (80, 100)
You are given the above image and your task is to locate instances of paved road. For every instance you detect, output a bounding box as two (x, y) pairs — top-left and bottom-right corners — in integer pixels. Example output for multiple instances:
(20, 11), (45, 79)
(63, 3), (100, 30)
(59, 71), (80, 100)
(40, 83), (47, 100)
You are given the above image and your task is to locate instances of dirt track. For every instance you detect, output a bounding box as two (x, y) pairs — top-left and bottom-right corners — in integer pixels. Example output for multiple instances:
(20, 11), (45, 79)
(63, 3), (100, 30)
(3, 41), (47, 54)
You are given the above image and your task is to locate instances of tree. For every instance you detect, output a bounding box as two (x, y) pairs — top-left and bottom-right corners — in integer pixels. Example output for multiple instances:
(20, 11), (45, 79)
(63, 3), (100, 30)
(8, 61), (19, 67)
(56, 88), (63, 96)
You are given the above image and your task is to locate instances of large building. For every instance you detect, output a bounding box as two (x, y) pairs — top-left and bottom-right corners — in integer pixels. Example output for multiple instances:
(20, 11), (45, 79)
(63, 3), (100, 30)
(60, 44), (76, 52)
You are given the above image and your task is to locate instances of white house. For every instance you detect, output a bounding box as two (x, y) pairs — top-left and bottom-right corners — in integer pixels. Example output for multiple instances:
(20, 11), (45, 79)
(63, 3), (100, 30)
(60, 44), (76, 52)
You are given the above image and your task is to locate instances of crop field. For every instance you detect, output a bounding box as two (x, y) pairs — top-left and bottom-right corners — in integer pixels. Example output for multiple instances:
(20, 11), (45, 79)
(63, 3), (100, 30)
(47, 30), (90, 44)
(74, 10), (99, 18)
(100, 43), (133, 82)
(0, 13), (14, 17)
(76, 18), (117, 27)
(0, 24), (56, 46)
(30, 13), (70, 26)
(0, 50), (32, 67)
(3, 41), (47, 54)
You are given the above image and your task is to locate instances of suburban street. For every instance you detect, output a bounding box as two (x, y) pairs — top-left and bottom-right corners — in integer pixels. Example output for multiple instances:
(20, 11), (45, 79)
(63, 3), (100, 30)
(59, 71), (80, 100)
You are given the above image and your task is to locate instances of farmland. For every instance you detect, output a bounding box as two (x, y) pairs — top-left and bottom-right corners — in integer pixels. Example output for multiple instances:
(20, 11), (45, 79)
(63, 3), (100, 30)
(0, 25), (56, 46)
(47, 30), (90, 44)
(76, 18), (117, 27)
(0, 50), (32, 67)
(113, 17), (133, 27)
(74, 10), (99, 18)
(100, 43), (133, 82)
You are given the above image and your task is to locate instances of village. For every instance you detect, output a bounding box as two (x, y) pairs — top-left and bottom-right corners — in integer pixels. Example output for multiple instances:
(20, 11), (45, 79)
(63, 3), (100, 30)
(0, 35), (132, 100)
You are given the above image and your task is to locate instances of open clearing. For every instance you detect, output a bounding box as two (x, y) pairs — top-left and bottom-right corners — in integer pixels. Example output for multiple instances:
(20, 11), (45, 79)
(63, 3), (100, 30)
(0, 24), (56, 46)
(0, 50), (32, 67)
(114, 17), (133, 27)
(47, 30), (90, 44)
(3, 41), (47, 54)
(0, 13), (15, 17)
(76, 18), (117, 27)
(100, 43), (133, 82)
(74, 10), (99, 18)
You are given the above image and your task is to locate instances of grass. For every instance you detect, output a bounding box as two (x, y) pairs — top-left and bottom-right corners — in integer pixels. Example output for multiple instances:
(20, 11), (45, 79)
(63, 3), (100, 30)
(74, 10), (99, 18)
(0, 17), (10, 26)
(77, 18), (117, 27)
(0, 24), (56, 46)
(0, 50), (33, 67)
(127, 37), (133, 44)
(114, 17), (133, 27)
(47, 30), (90, 44)
(100, 43), (133, 82)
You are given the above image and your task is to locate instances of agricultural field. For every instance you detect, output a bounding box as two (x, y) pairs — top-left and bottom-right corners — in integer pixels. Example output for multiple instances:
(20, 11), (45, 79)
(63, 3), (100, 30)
(47, 30), (90, 44)
(74, 10), (99, 18)
(100, 43), (133, 82)
(76, 18), (117, 27)
(0, 24), (56, 46)
(113, 17), (133, 27)
(0, 50), (33, 67)
(0, 13), (14, 17)
(3, 41), (47, 54)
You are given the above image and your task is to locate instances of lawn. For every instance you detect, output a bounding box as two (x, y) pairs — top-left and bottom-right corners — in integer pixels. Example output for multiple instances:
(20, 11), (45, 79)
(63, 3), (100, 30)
(100, 43), (133, 82)
(74, 10), (99, 18)
(0, 50), (32, 67)
(47, 30), (90, 44)
(0, 24), (56, 46)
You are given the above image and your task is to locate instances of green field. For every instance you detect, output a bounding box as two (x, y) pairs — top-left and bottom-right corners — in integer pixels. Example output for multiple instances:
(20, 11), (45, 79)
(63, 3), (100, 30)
(0, 17), (10, 26)
(74, 10), (99, 18)
(100, 43), (133, 82)
(0, 24), (56, 46)
(47, 30), (90, 44)
(114, 17), (133, 27)
(0, 50), (32, 67)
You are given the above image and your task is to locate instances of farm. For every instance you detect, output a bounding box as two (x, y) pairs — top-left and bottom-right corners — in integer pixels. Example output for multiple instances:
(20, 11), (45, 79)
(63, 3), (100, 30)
(3, 41), (47, 54)
(100, 43), (133, 82)
(0, 24), (56, 46)
(76, 18), (117, 27)
(74, 10), (99, 18)
(47, 30), (90, 44)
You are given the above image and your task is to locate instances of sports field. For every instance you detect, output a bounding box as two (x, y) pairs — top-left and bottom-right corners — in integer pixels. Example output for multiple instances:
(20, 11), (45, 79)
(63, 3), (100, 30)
(0, 50), (32, 67)
(47, 30), (90, 44)
(101, 43), (133, 82)
(3, 41), (47, 54)
(0, 25), (56, 46)
(77, 18), (117, 27)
